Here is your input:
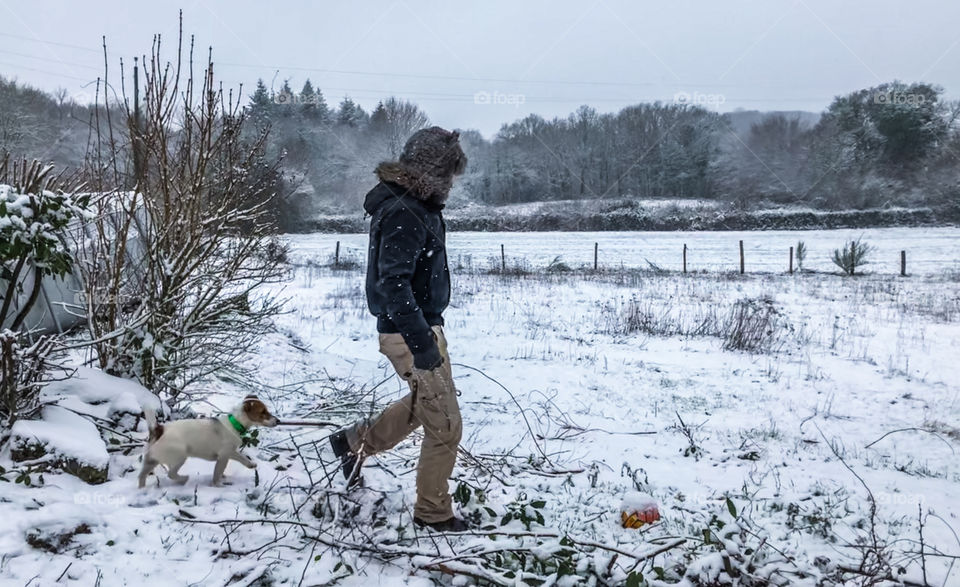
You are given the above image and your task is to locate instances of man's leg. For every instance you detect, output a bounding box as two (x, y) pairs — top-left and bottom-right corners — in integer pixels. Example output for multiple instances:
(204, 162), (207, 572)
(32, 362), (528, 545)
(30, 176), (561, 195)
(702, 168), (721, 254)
(346, 333), (423, 455)
(345, 326), (463, 523)
(412, 327), (462, 523)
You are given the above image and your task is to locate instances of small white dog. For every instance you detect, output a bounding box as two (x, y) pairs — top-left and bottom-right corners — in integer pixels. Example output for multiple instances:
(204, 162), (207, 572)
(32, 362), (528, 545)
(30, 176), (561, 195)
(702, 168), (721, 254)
(138, 395), (279, 488)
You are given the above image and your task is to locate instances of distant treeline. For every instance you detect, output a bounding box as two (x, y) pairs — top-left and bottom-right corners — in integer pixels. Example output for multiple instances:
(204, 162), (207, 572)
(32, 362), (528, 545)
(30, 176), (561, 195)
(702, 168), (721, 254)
(0, 77), (96, 170)
(305, 201), (959, 234)
(2, 75), (959, 232)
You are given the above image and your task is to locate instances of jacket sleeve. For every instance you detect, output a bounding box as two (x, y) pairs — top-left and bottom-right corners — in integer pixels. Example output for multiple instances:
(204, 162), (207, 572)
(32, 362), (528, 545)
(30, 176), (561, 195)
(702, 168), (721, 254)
(376, 205), (442, 369)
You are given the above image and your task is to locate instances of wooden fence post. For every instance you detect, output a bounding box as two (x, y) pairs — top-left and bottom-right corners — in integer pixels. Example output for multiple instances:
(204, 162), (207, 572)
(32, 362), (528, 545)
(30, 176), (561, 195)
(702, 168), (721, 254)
(335, 241), (340, 267)
(501, 244), (506, 272)
(789, 246), (794, 274)
(683, 244), (687, 274)
(739, 240), (745, 274)
(594, 242), (598, 271)
(901, 250), (906, 277)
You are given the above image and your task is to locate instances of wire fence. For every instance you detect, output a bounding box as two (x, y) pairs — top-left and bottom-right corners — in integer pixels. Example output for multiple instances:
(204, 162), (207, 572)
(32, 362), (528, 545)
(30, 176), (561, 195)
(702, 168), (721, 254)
(293, 229), (960, 277)
(8, 228), (956, 338)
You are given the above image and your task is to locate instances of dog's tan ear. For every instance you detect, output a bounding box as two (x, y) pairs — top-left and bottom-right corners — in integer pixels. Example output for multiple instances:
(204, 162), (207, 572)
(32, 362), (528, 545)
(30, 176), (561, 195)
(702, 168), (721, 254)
(243, 397), (268, 419)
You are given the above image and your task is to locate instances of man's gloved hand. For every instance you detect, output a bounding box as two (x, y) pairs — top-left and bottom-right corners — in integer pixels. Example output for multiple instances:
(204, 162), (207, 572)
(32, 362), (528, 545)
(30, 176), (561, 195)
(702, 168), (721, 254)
(413, 343), (444, 371)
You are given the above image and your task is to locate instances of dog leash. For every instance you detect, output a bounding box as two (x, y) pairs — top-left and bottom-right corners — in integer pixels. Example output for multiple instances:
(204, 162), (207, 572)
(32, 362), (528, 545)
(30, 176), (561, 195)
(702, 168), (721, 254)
(275, 419), (340, 428)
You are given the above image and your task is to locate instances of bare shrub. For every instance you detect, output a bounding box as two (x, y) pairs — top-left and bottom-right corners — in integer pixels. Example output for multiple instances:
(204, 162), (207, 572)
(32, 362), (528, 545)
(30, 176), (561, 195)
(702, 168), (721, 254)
(723, 296), (789, 353)
(0, 332), (69, 428)
(77, 24), (287, 402)
(545, 255), (572, 273)
(484, 255), (533, 276)
(606, 297), (721, 338)
(328, 250), (362, 271)
(0, 158), (83, 428)
(832, 237), (873, 276)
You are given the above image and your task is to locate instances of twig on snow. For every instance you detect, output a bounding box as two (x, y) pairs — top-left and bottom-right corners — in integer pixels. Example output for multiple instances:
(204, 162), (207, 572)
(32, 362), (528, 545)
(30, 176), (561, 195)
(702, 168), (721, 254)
(865, 427), (954, 453)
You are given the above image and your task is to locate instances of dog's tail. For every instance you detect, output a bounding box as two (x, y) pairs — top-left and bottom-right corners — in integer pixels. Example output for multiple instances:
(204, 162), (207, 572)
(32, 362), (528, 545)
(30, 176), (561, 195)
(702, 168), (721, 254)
(143, 408), (164, 444)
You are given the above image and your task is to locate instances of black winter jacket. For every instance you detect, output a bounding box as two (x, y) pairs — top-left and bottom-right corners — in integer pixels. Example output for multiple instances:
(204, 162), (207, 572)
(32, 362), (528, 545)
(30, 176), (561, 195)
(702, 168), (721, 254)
(364, 181), (450, 369)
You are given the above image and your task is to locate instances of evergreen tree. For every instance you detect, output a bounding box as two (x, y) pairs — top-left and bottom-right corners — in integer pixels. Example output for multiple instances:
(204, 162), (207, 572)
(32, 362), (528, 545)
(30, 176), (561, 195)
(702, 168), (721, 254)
(300, 80), (318, 118)
(337, 97), (367, 128)
(276, 80), (295, 117)
(313, 87), (331, 123)
(369, 101), (388, 133)
(248, 79), (272, 125)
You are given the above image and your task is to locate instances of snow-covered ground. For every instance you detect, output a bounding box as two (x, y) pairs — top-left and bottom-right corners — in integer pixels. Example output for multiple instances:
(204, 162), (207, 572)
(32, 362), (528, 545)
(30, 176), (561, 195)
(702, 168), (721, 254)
(1, 230), (959, 585)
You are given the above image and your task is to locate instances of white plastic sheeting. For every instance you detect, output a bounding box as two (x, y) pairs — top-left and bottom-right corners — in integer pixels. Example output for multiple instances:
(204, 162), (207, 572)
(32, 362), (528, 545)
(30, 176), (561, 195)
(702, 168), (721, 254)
(2, 191), (146, 336)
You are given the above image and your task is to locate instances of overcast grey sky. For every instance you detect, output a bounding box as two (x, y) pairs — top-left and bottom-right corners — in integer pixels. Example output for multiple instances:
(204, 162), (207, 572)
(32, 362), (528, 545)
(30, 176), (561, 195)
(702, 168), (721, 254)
(2, 0), (959, 136)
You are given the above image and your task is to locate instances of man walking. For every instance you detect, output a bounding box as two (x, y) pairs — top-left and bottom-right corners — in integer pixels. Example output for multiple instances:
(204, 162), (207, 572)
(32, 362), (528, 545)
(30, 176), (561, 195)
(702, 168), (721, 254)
(330, 127), (468, 532)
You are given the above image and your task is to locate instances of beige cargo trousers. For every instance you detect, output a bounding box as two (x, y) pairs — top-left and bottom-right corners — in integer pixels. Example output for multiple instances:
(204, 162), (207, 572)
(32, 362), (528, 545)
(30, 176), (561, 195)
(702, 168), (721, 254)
(346, 325), (463, 523)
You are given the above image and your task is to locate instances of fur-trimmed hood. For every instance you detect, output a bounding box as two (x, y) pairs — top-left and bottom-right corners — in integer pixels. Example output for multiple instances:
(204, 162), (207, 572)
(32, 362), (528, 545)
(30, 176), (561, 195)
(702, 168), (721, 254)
(373, 161), (453, 207)
(371, 127), (467, 208)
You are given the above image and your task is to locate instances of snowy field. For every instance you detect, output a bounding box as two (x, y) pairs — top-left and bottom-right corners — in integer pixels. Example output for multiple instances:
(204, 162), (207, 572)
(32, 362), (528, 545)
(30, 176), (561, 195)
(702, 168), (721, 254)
(290, 227), (960, 276)
(1, 229), (959, 585)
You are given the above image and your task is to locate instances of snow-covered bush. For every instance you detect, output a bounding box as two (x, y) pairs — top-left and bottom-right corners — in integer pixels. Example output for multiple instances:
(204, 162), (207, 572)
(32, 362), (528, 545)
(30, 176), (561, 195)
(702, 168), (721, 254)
(9, 405), (109, 484)
(0, 157), (88, 331)
(0, 157), (84, 427)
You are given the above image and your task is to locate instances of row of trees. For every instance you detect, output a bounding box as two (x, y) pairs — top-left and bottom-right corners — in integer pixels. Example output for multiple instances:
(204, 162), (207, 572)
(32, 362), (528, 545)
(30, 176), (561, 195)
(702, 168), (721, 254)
(242, 78), (959, 220)
(0, 77), (93, 170)
(718, 82), (960, 210)
(464, 103), (720, 204)
(469, 81), (959, 210)
(1, 74), (958, 230)
(240, 79), (437, 225)
(238, 80), (726, 216)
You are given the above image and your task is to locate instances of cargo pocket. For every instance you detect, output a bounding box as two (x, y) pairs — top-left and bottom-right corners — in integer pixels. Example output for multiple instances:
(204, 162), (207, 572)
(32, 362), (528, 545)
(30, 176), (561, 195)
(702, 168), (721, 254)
(413, 370), (453, 437)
